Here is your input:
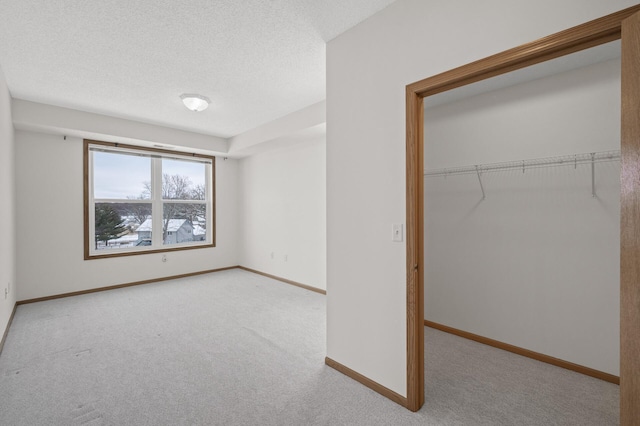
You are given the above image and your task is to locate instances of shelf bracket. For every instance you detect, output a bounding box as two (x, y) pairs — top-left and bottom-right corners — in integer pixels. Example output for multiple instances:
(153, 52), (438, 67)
(475, 165), (486, 200)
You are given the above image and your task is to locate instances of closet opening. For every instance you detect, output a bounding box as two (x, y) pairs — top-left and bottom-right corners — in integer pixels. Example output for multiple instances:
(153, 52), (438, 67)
(405, 6), (640, 423)
(423, 40), (620, 381)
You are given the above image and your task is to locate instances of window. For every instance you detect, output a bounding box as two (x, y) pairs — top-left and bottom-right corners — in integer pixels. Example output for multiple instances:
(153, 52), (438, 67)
(84, 140), (215, 259)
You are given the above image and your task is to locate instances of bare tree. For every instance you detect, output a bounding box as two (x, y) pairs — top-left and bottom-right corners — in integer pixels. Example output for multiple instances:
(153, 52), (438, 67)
(125, 191), (152, 227)
(181, 184), (207, 229)
(161, 174), (193, 242)
(125, 202), (151, 227)
(137, 174), (206, 242)
(163, 174), (192, 199)
(141, 180), (152, 200)
(191, 184), (205, 201)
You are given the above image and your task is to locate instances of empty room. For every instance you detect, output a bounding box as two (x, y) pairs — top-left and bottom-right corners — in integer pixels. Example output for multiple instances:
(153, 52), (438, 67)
(1, 1), (639, 425)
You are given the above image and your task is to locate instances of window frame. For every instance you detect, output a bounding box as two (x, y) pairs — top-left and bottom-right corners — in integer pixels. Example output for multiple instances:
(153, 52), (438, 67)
(83, 139), (216, 259)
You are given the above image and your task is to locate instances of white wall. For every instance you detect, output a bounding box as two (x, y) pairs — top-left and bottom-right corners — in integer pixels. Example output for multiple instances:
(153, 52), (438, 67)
(239, 137), (326, 290)
(15, 131), (240, 301)
(424, 59), (620, 375)
(0, 65), (16, 340)
(326, 0), (636, 397)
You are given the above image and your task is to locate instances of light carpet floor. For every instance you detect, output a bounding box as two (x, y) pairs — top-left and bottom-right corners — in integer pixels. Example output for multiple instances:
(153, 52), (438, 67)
(0, 269), (618, 425)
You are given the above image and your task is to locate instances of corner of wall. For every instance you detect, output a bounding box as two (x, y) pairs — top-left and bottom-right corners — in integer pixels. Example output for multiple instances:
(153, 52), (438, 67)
(237, 137), (327, 291)
(0, 64), (17, 344)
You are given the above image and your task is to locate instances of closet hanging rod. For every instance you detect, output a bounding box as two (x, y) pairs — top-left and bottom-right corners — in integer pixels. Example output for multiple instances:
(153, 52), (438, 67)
(423, 150), (620, 177)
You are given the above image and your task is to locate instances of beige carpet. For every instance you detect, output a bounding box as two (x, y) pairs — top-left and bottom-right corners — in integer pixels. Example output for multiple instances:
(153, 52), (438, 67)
(0, 269), (618, 425)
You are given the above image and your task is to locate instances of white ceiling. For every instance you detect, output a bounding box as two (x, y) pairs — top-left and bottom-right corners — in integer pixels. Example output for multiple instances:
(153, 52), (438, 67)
(0, 0), (396, 138)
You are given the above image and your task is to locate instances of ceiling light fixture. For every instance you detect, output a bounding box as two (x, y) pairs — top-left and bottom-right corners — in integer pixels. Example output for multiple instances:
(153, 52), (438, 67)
(180, 93), (210, 112)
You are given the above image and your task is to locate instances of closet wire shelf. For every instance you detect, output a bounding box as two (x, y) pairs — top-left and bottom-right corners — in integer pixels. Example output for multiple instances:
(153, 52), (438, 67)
(423, 150), (621, 199)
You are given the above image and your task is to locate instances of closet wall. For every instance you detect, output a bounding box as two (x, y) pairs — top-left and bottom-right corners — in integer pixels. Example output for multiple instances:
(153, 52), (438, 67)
(424, 57), (621, 375)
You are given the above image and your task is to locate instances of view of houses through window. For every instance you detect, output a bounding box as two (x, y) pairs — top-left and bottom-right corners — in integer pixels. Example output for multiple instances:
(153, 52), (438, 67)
(86, 142), (214, 256)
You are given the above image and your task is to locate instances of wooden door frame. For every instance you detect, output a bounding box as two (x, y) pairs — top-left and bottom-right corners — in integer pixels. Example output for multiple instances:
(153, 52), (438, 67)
(405, 5), (640, 421)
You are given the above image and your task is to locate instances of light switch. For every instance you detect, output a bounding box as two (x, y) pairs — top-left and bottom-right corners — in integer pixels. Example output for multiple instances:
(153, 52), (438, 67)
(392, 223), (403, 242)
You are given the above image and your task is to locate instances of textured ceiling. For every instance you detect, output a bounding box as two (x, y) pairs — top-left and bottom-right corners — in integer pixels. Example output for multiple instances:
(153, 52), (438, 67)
(0, 0), (396, 138)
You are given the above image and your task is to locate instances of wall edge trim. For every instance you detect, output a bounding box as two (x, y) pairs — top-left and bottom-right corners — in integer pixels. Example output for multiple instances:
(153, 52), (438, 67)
(238, 266), (326, 295)
(17, 266), (240, 305)
(325, 357), (408, 408)
(424, 320), (619, 384)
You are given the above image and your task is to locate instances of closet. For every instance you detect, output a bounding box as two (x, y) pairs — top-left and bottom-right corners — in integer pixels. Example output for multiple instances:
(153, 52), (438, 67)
(404, 6), (640, 418)
(423, 42), (621, 377)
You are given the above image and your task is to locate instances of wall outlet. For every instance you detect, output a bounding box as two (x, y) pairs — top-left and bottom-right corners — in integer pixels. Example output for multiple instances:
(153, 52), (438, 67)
(4, 288), (7, 300)
(162, 254), (167, 263)
(271, 252), (275, 260)
(284, 254), (288, 262)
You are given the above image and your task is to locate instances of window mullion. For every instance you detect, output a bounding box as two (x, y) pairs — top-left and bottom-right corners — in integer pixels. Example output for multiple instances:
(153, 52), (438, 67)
(206, 163), (213, 244)
(151, 157), (163, 248)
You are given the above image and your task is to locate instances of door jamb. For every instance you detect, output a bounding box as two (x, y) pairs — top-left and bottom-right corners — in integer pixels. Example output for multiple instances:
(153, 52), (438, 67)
(405, 5), (640, 418)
